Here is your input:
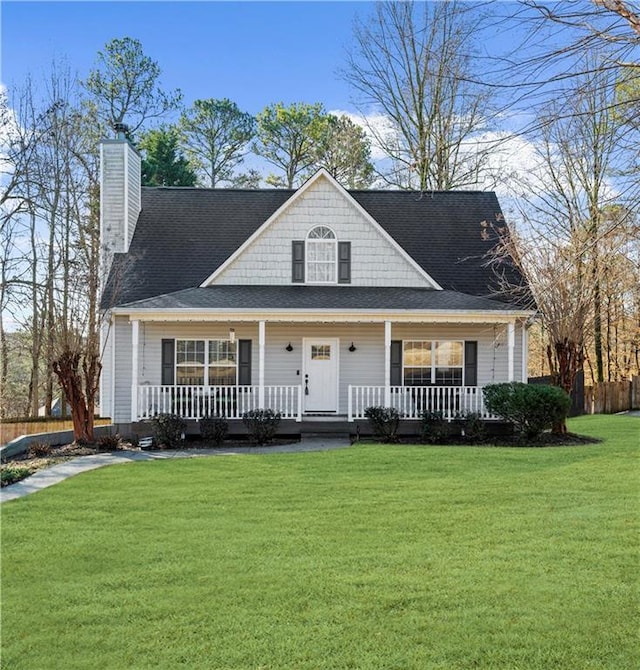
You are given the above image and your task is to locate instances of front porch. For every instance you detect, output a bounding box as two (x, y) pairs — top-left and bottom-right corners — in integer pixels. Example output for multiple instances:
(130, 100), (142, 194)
(135, 384), (495, 423)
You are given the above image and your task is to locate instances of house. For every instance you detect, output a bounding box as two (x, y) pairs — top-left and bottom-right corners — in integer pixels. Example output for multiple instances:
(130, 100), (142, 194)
(99, 135), (535, 437)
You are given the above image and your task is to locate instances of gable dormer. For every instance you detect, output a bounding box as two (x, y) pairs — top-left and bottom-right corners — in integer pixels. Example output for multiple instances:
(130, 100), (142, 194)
(203, 170), (440, 289)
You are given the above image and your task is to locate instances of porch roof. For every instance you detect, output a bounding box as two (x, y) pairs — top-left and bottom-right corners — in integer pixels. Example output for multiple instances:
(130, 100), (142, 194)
(115, 285), (532, 316)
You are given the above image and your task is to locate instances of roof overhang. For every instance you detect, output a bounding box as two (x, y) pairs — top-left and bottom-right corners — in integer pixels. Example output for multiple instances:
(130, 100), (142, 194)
(110, 307), (535, 324)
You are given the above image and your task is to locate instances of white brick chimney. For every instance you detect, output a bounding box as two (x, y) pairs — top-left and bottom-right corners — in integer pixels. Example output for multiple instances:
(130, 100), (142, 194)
(99, 125), (141, 277)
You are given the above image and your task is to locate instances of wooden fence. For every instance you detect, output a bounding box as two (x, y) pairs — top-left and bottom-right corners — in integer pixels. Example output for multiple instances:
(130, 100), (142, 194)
(584, 376), (640, 415)
(0, 418), (112, 446)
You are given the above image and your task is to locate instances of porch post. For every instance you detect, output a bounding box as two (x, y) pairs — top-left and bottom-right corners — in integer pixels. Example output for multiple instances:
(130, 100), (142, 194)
(130, 319), (139, 422)
(507, 321), (515, 382)
(521, 321), (528, 383)
(384, 320), (391, 406)
(258, 320), (265, 407)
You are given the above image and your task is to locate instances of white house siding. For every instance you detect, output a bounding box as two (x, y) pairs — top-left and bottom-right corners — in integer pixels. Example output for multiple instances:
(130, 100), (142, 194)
(113, 316), (133, 422)
(99, 319), (113, 418)
(212, 177), (431, 288)
(100, 140), (141, 277)
(126, 148), (141, 249)
(100, 143), (125, 260)
(131, 320), (524, 416)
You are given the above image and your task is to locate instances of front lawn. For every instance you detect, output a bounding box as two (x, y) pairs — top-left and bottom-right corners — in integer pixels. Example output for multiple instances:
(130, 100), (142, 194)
(1, 415), (638, 669)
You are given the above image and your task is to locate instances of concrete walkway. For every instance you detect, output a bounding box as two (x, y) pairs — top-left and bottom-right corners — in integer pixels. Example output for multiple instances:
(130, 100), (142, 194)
(0, 437), (352, 503)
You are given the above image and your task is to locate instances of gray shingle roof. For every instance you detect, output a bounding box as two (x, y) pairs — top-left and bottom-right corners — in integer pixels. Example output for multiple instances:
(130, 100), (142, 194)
(116, 285), (525, 312)
(102, 185), (528, 310)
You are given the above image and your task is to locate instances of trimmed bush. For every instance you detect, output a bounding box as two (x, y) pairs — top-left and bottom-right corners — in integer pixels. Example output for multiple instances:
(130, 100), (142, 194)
(1, 466), (31, 487)
(364, 406), (401, 443)
(199, 415), (228, 446)
(242, 409), (281, 446)
(483, 382), (571, 439)
(28, 442), (52, 458)
(420, 410), (451, 444)
(460, 411), (486, 443)
(150, 413), (186, 448)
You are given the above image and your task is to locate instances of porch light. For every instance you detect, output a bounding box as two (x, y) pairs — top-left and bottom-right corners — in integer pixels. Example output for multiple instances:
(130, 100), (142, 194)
(349, 342), (357, 352)
(229, 328), (235, 343)
(285, 342), (293, 352)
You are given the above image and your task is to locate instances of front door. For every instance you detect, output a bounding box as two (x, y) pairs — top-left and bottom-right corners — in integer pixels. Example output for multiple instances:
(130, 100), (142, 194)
(303, 338), (339, 413)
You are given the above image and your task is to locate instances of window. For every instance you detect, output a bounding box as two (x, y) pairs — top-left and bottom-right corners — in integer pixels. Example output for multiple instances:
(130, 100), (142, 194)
(306, 226), (336, 283)
(311, 344), (331, 360)
(176, 339), (237, 385)
(403, 341), (463, 386)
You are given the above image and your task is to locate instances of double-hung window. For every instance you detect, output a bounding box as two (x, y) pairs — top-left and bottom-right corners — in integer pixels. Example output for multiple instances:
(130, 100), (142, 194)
(403, 341), (463, 386)
(176, 339), (237, 385)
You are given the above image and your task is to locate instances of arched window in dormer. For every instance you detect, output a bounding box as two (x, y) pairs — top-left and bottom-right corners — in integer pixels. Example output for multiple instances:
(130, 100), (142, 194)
(306, 226), (337, 283)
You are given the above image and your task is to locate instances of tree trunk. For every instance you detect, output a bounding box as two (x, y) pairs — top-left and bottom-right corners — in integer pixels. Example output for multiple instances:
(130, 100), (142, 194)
(547, 338), (584, 434)
(52, 347), (102, 444)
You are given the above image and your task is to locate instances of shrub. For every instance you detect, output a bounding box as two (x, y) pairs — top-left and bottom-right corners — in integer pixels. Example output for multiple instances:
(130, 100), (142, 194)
(1, 466), (31, 487)
(364, 406), (401, 443)
(150, 413), (186, 448)
(28, 441), (52, 458)
(420, 410), (450, 444)
(460, 411), (486, 443)
(95, 434), (122, 452)
(242, 409), (281, 445)
(483, 382), (571, 439)
(200, 415), (228, 446)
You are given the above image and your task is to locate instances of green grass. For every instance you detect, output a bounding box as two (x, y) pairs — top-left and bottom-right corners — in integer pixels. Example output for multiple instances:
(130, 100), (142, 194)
(1, 415), (638, 669)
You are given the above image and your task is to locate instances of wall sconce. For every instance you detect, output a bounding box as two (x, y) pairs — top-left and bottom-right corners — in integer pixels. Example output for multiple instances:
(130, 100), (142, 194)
(229, 328), (235, 343)
(285, 342), (293, 352)
(348, 342), (357, 352)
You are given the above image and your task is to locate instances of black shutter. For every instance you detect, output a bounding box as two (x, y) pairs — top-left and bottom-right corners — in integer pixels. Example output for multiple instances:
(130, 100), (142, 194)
(390, 340), (403, 386)
(161, 339), (175, 385)
(464, 341), (478, 386)
(292, 241), (305, 283)
(238, 339), (252, 385)
(338, 241), (351, 284)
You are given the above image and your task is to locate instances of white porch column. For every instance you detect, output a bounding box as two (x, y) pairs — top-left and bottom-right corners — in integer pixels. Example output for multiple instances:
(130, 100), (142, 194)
(258, 320), (265, 407)
(130, 319), (139, 422)
(507, 321), (515, 382)
(384, 320), (392, 406)
(521, 321), (528, 382)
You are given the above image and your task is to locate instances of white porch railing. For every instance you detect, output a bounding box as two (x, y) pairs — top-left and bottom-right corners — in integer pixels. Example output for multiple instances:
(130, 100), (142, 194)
(348, 385), (495, 422)
(137, 385), (302, 421)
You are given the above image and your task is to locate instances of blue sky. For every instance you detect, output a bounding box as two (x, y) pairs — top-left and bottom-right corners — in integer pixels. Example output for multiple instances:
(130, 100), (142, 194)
(2, 1), (377, 115)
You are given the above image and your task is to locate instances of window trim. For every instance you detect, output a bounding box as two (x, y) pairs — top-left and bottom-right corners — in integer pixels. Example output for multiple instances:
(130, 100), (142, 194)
(175, 339), (238, 386)
(402, 340), (464, 386)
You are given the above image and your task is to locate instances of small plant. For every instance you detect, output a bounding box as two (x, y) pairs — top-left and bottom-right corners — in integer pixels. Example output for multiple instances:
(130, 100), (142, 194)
(460, 411), (486, 443)
(242, 409), (281, 446)
(199, 415), (228, 446)
(364, 406), (401, 443)
(420, 410), (450, 444)
(483, 382), (571, 439)
(1, 466), (31, 487)
(28, 442), (52, 458)
(150, 413), (187, 448)
(95, 434), (122, 452)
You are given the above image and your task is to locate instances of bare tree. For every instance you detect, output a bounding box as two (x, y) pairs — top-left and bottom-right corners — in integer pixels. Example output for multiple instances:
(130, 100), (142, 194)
(343, 0), (495, 190)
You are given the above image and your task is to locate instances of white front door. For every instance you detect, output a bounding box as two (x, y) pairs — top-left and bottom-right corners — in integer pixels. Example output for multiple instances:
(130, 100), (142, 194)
(303, 338), (339, 412)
